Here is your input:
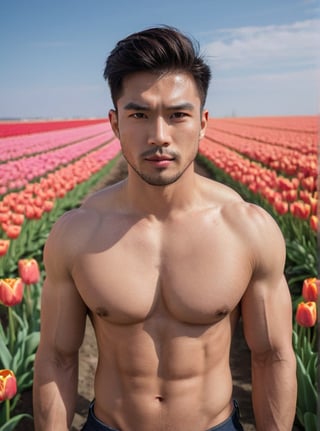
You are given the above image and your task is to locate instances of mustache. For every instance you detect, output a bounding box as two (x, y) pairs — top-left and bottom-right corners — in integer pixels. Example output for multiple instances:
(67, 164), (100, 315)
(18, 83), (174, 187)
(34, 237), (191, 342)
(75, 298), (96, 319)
(141, 148), (178, 158)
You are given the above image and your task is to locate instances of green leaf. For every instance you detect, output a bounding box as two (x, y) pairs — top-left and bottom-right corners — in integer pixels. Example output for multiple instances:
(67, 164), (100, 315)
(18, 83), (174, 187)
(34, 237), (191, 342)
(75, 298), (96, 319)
(303, 412), (317, 431)
(296, 355), (317, 415)
(0, 336), (12, 369)
(24, 331), (40, 357)
(0, 413), (33, 431)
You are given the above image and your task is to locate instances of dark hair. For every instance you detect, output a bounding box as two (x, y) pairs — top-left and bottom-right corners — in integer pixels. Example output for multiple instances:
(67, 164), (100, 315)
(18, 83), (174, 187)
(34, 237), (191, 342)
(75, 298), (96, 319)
(103, 26), (211, 108)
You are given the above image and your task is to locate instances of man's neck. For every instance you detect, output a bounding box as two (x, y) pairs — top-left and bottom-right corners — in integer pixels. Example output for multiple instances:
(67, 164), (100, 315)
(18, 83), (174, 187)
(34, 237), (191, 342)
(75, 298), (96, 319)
(121, 167), (201, 220)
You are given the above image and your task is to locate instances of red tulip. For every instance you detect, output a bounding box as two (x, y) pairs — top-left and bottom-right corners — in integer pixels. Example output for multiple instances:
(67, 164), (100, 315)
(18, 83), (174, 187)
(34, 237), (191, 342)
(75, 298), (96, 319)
(43, 200), (54, 212)
(302, 278), (319, 302)
(5, 225), (22, 239)
(18, 258), (40, 284)
(301, 176), (316, 192)
(24, 205), (35, 219)
(0, 239), (10, 257)
(10, 213), (25, 225)
(290, 201), (311, 220)
(295, 301), (317, 327)
(282, 189), (297, 203)
(274, 199), (288, 215)
(0, 278), (24, 306)
(0, 213), (10, 223)
(0, 369), (17, 401)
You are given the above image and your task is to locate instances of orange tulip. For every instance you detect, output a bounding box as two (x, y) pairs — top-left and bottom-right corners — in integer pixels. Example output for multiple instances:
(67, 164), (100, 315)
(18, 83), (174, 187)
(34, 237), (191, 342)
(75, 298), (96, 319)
(0, 369), (17, 401)
(0, 239), (10, 257)
(18, 258), (40, 284)
(310, 215), (318, 232)
(302, 278), (319, 302)
(295, 301), (317, 327)
(0, 278), (24, 306)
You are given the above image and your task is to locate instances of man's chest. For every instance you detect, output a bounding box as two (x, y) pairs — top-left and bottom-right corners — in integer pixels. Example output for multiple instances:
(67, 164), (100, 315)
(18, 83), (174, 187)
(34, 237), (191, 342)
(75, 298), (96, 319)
(72, 216), (252, 324)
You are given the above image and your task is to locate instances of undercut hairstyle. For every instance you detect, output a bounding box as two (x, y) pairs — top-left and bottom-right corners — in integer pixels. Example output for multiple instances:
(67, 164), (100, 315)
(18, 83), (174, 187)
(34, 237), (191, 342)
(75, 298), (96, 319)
(103, 26), (211, 109)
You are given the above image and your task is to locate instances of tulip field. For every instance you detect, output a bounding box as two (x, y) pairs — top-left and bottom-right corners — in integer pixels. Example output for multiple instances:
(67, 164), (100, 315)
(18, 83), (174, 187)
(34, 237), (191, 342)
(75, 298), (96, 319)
(0, 116), (318, 430)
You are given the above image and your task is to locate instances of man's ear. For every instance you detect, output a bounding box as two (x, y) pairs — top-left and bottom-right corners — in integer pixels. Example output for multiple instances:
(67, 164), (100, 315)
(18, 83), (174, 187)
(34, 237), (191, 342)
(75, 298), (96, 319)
(199, 109), (209, 140)
(109, 109), (120, 139)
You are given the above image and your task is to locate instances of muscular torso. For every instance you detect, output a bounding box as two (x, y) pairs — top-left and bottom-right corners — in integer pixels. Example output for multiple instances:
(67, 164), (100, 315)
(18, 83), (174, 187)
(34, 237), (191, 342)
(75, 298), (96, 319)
(69, 178), (254, 431)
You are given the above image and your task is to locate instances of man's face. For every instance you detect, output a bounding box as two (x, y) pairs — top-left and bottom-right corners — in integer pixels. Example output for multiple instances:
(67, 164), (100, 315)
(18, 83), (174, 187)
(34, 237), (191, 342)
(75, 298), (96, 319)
(109, 71), (208, 186)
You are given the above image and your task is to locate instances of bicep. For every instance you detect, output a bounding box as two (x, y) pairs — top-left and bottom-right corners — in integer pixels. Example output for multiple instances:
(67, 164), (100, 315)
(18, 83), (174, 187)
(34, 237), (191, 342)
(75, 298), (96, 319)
(38, 275), (87, 358)
(38, 216), (87, 359)
(241, 275), (293, 357)
(240, 206), (293, 356)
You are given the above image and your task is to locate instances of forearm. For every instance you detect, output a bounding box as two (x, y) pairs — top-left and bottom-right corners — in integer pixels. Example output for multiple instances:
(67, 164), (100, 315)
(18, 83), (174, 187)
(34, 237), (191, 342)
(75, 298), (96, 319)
(33, 354), (79, 431)
(251, 349), (297, 431)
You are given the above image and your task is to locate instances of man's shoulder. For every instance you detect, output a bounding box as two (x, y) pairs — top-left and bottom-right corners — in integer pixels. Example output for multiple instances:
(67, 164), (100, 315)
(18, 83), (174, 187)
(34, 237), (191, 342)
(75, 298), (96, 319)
(46, 182), (124, 250)
(81, 179), (125, 212)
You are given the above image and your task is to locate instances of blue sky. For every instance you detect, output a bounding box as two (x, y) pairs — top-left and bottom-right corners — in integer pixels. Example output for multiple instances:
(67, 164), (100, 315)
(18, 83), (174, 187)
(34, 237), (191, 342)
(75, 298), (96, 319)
(0, 0), (319, 119)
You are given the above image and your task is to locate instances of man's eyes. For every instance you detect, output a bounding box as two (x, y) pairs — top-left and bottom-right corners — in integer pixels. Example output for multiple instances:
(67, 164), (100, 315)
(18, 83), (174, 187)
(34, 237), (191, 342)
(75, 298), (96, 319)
(171, 112), (188, 119)
(129, 112), (189, 119)
(130, 112), (147, 119)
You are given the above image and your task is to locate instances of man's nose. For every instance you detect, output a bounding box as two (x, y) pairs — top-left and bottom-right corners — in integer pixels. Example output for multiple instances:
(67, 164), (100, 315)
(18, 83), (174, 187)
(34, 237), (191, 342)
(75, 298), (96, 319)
(147, 117), (170, 146)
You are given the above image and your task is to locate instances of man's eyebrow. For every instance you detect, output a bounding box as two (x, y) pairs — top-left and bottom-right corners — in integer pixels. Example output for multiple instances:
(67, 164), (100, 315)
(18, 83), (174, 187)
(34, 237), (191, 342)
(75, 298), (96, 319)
(123, 102), (195, 111)
(168, 103), (195, 111)
(123, 102), (149, 110)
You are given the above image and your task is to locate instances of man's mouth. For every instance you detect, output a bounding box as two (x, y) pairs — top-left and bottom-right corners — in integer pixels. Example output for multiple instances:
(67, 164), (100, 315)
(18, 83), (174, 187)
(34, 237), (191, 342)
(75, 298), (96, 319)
(144, 153), (175, 167)
(145, 155), (175, 161)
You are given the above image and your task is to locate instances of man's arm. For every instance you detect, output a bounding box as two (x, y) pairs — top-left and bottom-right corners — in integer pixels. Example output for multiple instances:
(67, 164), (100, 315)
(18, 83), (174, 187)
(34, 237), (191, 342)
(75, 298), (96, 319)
(240, 205), (297, 431)
(33, 212), (88, 431)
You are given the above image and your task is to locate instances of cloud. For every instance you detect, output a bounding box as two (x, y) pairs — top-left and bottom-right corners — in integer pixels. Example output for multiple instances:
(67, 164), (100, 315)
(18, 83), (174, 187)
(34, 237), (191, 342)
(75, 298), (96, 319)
(203, 19), (319, 116)
(204, 19), (320, 74)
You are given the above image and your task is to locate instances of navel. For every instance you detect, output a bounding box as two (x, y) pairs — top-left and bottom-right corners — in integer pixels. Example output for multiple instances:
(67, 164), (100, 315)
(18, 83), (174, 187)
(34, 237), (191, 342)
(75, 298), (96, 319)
(155, 395), (164, 402)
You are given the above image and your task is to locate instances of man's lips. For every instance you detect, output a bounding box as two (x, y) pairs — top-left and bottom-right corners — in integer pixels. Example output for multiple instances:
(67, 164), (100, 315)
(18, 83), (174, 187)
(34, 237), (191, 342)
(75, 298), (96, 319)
(145, 155), (175, 161)
(144, 153), (175, 167)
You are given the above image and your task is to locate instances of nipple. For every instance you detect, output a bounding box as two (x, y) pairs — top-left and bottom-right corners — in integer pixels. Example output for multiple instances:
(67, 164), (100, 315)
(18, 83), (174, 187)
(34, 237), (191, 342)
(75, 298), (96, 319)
(95, 307), (109, 317)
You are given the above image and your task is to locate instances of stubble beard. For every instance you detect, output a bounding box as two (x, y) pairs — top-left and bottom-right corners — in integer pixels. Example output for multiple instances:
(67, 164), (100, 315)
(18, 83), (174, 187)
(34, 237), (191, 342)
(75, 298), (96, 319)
(122, 150), (198, 187)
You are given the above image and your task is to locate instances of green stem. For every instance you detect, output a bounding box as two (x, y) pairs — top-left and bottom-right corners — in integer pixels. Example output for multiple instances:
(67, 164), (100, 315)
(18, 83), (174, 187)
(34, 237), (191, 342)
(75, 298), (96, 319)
(311, 326), (317, 351)
(5, 399), (10, 422)
(8, 307), (15, 353)
(24, 284), (33, 325)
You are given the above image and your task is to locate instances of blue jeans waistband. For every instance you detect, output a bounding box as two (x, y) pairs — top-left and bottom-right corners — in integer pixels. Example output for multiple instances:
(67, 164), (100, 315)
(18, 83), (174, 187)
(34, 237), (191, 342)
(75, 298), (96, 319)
(81, 400), (244, 431)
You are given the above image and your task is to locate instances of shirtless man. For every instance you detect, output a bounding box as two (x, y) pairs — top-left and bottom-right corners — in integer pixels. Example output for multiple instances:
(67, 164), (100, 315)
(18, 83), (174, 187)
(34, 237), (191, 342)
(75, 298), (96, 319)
(33, 27), (297, 431)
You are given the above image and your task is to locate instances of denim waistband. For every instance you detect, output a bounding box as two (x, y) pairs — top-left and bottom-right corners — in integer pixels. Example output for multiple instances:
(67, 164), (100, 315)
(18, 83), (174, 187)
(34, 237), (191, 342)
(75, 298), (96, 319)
(81, 400), (243, 431)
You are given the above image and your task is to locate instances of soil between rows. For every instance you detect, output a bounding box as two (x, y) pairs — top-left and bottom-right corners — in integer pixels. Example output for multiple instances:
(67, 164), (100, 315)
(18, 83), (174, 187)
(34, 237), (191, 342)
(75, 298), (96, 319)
(15, 157), (298, 430)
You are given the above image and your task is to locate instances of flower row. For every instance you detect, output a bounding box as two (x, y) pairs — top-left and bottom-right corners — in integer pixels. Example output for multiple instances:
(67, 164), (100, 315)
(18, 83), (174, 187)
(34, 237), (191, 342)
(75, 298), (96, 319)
(205, 128), (316, 178)
(213, 116), (317, 133)
(0, 130), (115, 195)
(0, 118), (106, 138)
(0, 122), (109, 163)
(199, 138), (318, 228)
(207, 120), (316, 154)
(0, 139), (121, 241)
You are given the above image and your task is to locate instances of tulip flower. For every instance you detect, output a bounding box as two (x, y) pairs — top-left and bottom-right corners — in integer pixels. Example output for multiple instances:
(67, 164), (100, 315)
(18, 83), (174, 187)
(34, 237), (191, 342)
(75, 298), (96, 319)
(310, 215), (318, 232)
(10, 213), (25, 225)
(295, 301), (317, 327)
(0, 239), (10, 257)
(302, 278), (319, 302)
(5, 225), (22, 239)
(0, 278), (24, 306)
(18, 258), (40, 284)
(0, 369), (17, 402)
(290, 201), (311, 220)
(273, 199), (288, 215)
